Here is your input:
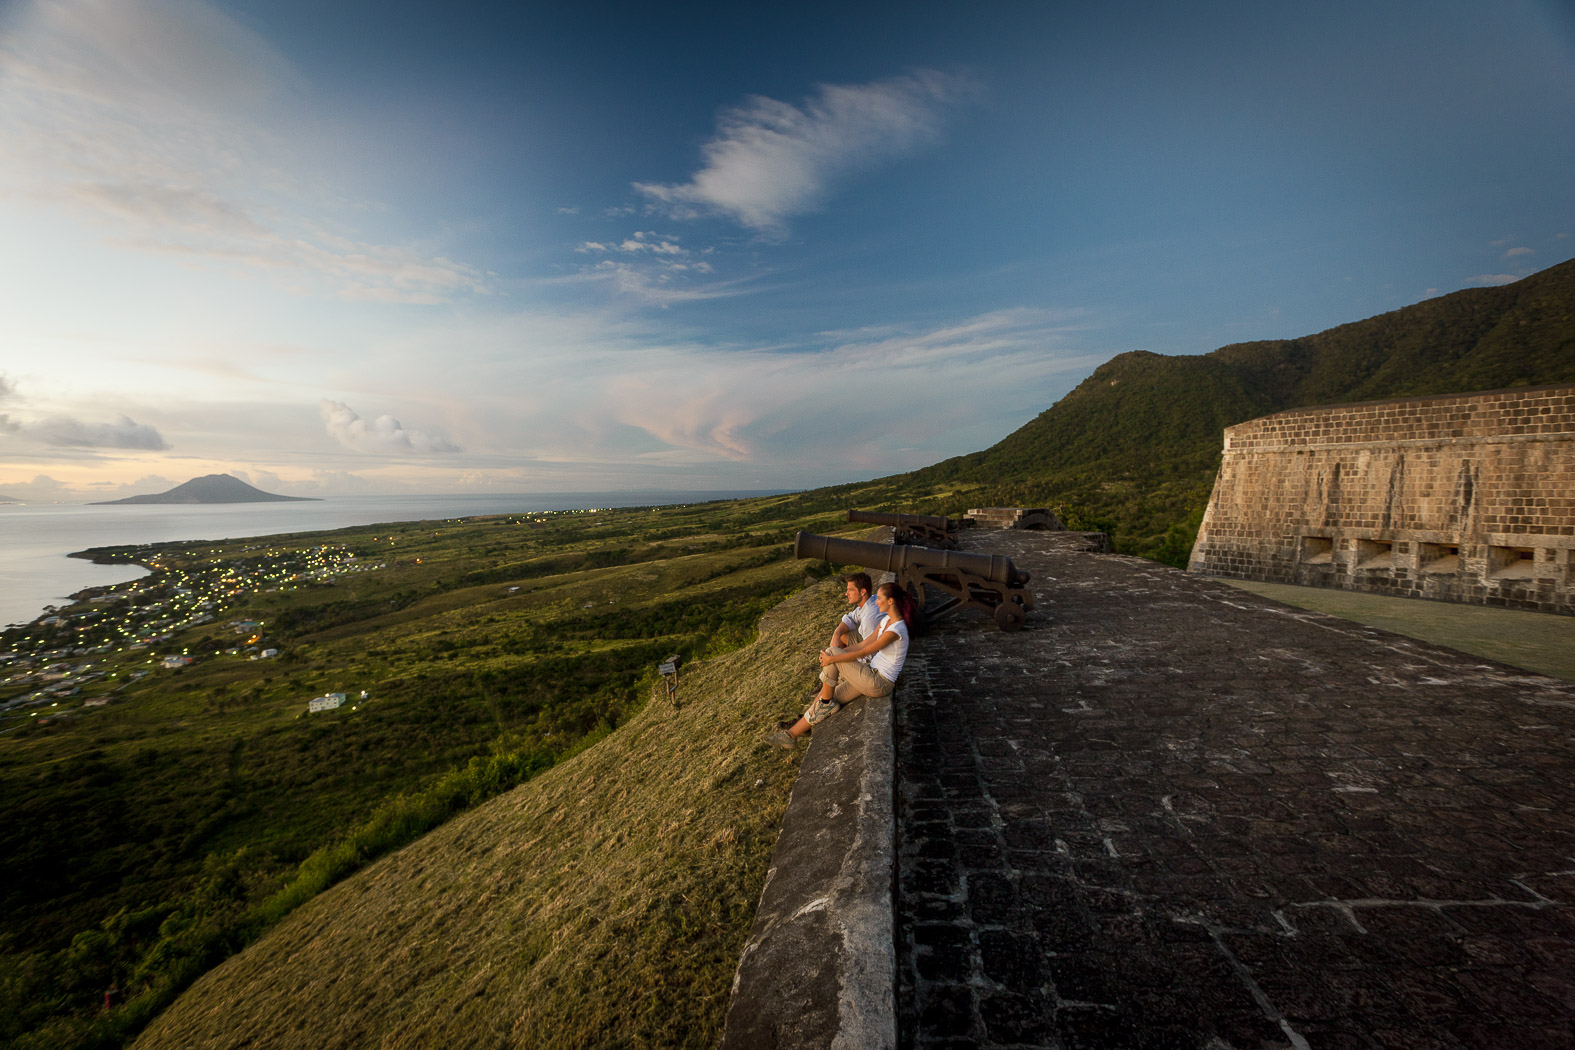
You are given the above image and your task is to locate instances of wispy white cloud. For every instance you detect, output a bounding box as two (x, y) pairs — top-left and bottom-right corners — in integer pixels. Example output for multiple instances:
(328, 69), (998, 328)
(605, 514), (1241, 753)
(0, 0), (485, 303)
(565, 230), (727, 303)
(577, 231), (687, 256)
(1502, 246), (1534, 259)
(596, 309), (1094, 465)
(1, 301), (1106, 493)
(430, 306), (1090, 468)
(320, 399), (461, 455)
(634, 70), (977, 234)
(547, 258), (746, 307)
(1470, 273), (1523, 286)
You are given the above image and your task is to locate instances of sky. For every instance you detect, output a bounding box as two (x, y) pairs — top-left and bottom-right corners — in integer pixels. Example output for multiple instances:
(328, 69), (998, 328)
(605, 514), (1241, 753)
(1, 0), (1573, 500)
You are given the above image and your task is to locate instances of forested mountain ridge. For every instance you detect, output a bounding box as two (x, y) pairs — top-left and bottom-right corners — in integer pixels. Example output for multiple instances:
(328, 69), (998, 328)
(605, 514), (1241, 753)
(896, 256), (1575, 562)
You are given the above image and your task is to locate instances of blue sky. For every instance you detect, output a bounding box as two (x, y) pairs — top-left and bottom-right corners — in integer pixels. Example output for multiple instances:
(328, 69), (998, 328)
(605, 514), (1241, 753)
(2, 0), (1572, 499)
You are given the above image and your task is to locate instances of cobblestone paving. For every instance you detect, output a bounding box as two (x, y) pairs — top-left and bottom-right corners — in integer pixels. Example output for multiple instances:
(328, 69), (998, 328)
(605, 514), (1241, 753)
(895, 532), (1575, 1050)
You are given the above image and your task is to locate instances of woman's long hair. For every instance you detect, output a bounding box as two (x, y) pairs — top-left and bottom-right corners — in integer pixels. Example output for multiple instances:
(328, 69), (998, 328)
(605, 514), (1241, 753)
(877, 581), (915, 628)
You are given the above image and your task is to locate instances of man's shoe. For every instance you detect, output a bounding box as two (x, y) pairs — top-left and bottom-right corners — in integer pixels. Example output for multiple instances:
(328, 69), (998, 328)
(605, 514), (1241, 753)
(769, 730), (796, 750)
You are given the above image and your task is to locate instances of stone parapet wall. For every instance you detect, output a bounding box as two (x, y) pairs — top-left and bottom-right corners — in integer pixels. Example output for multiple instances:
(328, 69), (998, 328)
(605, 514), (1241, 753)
(964, 507), (1063, 530)
(1188, 385), (1575, 614)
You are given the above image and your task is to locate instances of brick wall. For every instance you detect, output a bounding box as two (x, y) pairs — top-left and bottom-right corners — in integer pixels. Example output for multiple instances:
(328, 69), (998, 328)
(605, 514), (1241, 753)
(1188, 386), (1575, 615)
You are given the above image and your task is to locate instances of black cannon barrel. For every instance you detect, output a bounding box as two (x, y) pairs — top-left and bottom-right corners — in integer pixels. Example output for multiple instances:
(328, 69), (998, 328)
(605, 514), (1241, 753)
(847, 510), (954, 530)
(794, 532), (1024, 586)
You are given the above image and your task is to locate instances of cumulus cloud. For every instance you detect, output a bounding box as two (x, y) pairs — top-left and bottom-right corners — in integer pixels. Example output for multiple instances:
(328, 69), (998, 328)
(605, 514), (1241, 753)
(21, 414), (169, 449)
(634, 70), (976, 233)
(0, 0), (486, 303)
(320, 399), (461, 455)
(0, 373), (169, 449)
(0, 474), (73, 500)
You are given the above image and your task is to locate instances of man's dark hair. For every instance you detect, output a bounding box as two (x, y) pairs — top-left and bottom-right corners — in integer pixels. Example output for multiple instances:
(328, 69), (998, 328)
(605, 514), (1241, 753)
(844, 572), (873, 596)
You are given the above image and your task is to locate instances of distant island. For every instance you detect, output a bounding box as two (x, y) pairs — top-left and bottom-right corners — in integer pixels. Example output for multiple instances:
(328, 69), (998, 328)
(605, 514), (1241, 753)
(91, 473), (321, 505)
(0, 493), (22, 503)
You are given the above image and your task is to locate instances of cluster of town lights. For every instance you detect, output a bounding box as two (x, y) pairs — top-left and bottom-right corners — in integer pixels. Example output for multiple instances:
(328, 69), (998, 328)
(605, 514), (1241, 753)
(2, 543), (385, 722)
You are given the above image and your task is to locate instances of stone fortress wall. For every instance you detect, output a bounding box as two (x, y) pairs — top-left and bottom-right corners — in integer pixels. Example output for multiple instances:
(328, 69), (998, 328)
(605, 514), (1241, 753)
(1188, 385), (1575, 615)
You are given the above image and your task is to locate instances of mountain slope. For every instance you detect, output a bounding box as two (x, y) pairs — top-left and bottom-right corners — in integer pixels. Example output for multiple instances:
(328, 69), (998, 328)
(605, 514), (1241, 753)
(899, 256), (1575, 560)
(92, 474), (319, 504)
(131, 581), (841, 1050)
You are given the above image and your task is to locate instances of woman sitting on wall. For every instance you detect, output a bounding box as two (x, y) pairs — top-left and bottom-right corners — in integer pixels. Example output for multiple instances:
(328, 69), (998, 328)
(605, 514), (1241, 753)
(771, 581), (914, 749)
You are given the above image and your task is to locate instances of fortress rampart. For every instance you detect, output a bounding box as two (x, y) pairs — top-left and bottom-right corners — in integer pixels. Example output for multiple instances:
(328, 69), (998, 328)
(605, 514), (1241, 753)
(1188, 385), (1575, 614)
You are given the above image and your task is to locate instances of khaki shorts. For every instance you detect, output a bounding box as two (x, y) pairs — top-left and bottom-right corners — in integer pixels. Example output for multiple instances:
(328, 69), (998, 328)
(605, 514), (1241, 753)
(819, 658), (896, 705)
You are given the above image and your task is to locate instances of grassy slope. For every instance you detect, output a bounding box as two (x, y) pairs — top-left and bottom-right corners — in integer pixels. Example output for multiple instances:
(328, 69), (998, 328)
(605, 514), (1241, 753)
(133, 581), (843, 1050)
(0, 503), (843, 1047)
(890, 256), (1575, 559)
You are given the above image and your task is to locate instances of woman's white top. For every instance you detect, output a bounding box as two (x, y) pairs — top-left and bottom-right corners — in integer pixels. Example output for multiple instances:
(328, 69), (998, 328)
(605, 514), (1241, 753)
(866, 614), (910, 683)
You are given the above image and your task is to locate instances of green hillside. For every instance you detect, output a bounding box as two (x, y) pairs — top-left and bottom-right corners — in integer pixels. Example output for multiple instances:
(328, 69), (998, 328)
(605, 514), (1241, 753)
(0, 501), (853, 1049)
(131, 581), (844, 1050)
(898, 256), (1575, 562)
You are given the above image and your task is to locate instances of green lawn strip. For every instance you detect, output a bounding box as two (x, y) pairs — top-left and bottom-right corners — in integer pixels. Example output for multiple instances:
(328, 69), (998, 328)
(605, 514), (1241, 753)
(1217, 578), (1575, 682)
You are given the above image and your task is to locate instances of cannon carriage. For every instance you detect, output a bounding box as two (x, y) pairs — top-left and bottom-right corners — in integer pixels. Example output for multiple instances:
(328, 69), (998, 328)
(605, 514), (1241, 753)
(846, 509), (959, 549)
(794, 531), (1033, 631)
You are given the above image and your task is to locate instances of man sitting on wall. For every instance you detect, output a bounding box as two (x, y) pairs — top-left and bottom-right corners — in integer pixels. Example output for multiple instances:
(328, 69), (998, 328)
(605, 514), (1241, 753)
(830, 572), (879, 652)
(778, 573), (880, 736)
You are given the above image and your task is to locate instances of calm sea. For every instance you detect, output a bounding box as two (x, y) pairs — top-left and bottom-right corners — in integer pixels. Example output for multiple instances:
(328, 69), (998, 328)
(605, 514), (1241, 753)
(0, 490), (788, 628)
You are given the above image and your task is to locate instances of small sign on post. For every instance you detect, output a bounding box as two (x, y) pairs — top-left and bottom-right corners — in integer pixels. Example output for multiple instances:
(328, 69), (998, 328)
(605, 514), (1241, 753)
(657, 653), (681, 706)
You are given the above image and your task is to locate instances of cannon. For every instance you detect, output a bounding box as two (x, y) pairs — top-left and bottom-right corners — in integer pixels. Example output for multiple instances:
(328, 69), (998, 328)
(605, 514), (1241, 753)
(847, 510), (959, 549)
(795, 531), (1033, 631)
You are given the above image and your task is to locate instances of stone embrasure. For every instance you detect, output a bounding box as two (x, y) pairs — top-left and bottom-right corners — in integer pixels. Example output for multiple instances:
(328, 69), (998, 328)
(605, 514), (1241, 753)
(965, 508), (1064, 531)
(1188, 385), (1575, 615)
(897, 530), (1575, 1049)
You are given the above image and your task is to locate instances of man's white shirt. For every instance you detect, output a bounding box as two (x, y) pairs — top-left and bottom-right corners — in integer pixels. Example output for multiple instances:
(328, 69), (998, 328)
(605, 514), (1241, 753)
(841, 596), (882, 641)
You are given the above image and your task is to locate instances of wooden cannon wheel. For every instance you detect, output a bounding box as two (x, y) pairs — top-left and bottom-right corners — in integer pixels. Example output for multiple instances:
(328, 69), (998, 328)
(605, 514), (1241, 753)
(993, 602), (1027, 631)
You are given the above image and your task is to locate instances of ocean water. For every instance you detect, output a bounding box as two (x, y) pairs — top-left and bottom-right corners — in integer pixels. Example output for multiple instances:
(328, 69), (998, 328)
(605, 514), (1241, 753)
(0, 490), (787, 628)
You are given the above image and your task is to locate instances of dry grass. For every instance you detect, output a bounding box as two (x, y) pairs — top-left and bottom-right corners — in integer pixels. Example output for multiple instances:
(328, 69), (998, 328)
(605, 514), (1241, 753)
(133, 581), (844, 1050)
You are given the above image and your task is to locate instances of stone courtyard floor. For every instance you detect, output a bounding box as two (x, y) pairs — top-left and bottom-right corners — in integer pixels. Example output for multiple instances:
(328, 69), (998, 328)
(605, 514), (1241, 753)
(895, 531), (1575, 1049)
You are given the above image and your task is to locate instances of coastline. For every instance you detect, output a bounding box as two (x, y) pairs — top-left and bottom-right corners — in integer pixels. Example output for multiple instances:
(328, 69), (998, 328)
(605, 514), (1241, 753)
(0, 489), (796, 629)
